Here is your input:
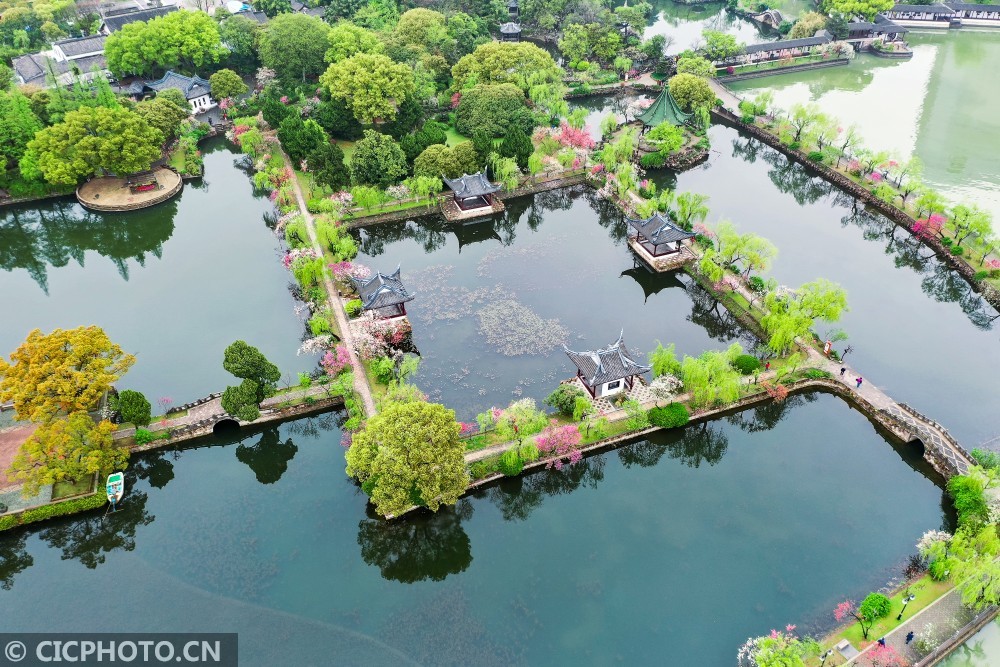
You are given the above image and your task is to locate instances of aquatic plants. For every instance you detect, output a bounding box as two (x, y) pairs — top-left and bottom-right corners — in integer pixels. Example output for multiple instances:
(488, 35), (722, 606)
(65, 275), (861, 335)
(476, 299), (568, 357)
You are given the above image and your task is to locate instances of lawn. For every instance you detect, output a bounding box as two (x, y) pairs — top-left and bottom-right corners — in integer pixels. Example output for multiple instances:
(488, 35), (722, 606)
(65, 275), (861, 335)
(336, 140), (357, 164)
(444, 126), (470, 147)
(52, 476), (95, 500)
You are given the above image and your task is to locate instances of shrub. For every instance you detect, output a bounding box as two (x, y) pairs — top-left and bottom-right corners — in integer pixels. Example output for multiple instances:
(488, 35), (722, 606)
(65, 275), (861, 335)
(802, 368), (832, 379)
(948, 474), (989, 528)
(648, 403), (690, 429)
(971, 448), (1000, 471)
(788, 141), (801, 151)
(807, 151), (824, 162)
(308, 314), (331, 336)
(928, 558), (949, 581)
(114, 389), (151, 427)
(640, 151), (669, 168)
(859, 592), (892, 621)
(134, 428), (155, 445)
(741, 113), (755, 124)
(469, 455), (501, 480)
(941, 237), (953, 247)
(544, 384), (586, 417)
(519, 443), (540, 463)
(499, 448), (525, 476)
(622, 399), (650, 430)
(748, 275), (766, 293)
(974, 270), (989, 281)
(345, 299), (364, 317)
(951, 245), (964, 256)
(732, 354), (761, 375)
(370, 356), (396, 383)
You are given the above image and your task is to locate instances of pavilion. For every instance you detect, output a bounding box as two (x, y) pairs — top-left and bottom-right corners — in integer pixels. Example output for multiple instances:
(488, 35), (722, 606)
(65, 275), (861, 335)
(441, 172), (505, 221)
(500, 22), (522, 42)
(564, 332), (651, 399)
(637, 87), (692, 129)
(626, 212), (694, 257)
(349, 267), (414, 320)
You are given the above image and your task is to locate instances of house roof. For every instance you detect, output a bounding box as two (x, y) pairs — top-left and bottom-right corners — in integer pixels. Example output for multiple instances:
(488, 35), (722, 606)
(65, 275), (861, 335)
(850, 15), (910, 33)
(443, 172), (502, 198)
(500, 22), (522, 34)
(11, 53), (48, 85)
(232, 8), (269, 23)
(507, 0), (519, 7)
(102, 6), (177, 32)
(350, 267), (414, 311)
(564, 332), (651, 387)
(947, 3), (1000, 10)
(625, 212), (695, 245)
(54, 34), (107, 59)
(12, 51), (107, 86)
(144, 70), (212, 100)
(637, 86), (692, 127)
(886, 4), (954, 13)
(741, 34), (831, 56)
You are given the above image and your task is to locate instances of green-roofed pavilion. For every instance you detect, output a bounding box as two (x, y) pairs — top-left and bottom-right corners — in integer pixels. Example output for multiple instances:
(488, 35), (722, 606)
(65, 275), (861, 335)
(637, 87), (693, 128)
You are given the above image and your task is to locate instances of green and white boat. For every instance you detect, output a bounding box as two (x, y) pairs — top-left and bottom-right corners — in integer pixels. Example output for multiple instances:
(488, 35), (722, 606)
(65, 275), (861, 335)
(106, 472), (124, 505)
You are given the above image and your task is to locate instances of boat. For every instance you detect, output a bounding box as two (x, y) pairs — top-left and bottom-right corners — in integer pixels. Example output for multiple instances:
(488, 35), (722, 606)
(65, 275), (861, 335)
(106, 472), (124, 505)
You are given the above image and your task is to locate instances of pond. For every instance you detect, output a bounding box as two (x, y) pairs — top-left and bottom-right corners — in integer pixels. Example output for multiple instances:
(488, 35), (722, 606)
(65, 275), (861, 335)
(0, 138), (312, 405)
(643, 1), (772, 52)
(729, 31), (1000, 220)
(656, 123), (1000, 446)
(938, 618), (1000, 667)
(0, 393), (950, 665)
(354, 186), (752, 420)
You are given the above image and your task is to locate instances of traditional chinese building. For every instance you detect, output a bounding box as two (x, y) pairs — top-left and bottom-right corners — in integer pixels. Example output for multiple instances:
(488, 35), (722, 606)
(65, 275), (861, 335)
(144, 71), (214, 113)
(564, 332), (651, 398)
(349, 267), (414, 320)
(624, 211), (694, 269)
(715, 32), (833, 68)
(507, 0), (519, 20)
(500, 22), (522, 42)
(636, 86), (692, 129)
(881, 4), (957, 27)
(847, 14), (910, 43)
(441, 172), (505, 221)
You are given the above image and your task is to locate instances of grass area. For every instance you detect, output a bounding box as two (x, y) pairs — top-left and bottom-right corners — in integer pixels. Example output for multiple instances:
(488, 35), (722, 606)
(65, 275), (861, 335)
(51, 476), (94, 500)
(167, 146), (186, 172)
(810, 575), (953, 665)
(335, 140), (357, 165)
(444, 126), (470, 147)
(345, 197), (436, 219)
(360, 359), (390, 404)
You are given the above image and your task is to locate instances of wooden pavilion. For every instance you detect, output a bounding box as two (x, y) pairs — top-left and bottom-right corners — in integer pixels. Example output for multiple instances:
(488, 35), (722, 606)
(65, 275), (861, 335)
(349, 267), (414, 320)
(441, 172), (505, 221)
(564, 332), (651, 399)
(637, 87), (693, 130)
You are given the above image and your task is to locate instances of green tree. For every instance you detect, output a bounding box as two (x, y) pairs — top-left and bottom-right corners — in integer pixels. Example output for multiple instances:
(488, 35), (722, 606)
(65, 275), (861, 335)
(412, 142), (480, 179)
(673, 191), (710, 231)
(446, 12), (489, 61)
(946, 526), (1000, 612)
(114, 389), (151, 427)
(320, 53), (415, 124)
(455, 83), (533, 138)
(499, 123), (533, 170)
(947, 203), (993, 248)
(209, 68), (248, 102)
(649, 342), (682, 377)
(314, 97), (364, 141)
(259, 13), (331, 83)
(350, 129), (408, 186)
(680, 343), (744, 408)
(822, 0), (893, 21)
(668, 73), (716, 112)
(646, 122), (685, 153)
(0, 327), (136, 423)
(558, 23), (621, 65)
(219, 15), (260, 73)
(544, 384), (585, 417)
(307, 141), (350, 190)
(156, 88), (190, 113)
(352, 0), (400, 31)
(8, 412), (126, 498)
(278, 116), (328, 164)
(104, 10), (227, 78)
(345, 400), (468, 517)
(700, 29), (743, 62)
(452, 41), (562, 93)
(714, 221), (778, 277)
(134, 96), (189, 142)
(675, 55), (715, 78)
(789, 11), (828, 38)
(762, 279), (848, 354)
(21, 106), (163, 185)
(0, 89), (42, 171)
(252, 0), (292, 18)
(325, 21), (383, 63)
(220, 340), (281, 421)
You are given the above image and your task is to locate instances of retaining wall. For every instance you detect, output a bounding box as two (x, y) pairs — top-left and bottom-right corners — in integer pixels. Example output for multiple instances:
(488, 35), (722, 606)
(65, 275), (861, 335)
(716, 58), (849, 83)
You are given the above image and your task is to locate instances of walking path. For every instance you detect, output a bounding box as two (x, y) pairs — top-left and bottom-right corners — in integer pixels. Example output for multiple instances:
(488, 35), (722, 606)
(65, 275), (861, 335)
(708, 78), (743, 114)
(283, 153), (377, 417)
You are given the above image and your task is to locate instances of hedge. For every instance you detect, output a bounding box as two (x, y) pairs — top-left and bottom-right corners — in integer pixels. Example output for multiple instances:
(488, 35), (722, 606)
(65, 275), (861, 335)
(0, 492), (106, 532)
(648, 403), (691, 429)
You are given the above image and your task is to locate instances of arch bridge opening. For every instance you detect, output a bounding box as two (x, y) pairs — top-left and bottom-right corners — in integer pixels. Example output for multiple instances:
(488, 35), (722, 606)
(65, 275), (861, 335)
(213, 418), (240, 436)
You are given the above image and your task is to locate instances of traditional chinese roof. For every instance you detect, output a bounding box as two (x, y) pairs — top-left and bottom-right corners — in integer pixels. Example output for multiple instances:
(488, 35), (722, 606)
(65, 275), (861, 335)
(350, 267), (415, 311)
(625, 212), (695, 245)
(145, 71), (212, 100)
(507, 0), (519, 7)
(11, 52), (107, 86)
(564, 332), (651, 387)
(54, 35), (107, 59)
(443, 172), (502, 198)
(637, 86), (692, 127)
(947, 3), (1000, 11)
(620, 266), (685, 302)
(741, 34), (831, 56)
(886, 4), (954, 13)
(849, 15), (910, 33)
(101, 6), (177, 32)
(500, 22), (522, 34)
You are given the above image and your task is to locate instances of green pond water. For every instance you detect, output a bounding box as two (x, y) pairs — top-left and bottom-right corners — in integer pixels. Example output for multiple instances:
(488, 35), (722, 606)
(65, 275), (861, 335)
(355, 188), (751, 420)
(939, 618), (1000, 666)
(0, 138), (313, 405)
(0, 394), (951, 665)
(730, 30), (1000, 220)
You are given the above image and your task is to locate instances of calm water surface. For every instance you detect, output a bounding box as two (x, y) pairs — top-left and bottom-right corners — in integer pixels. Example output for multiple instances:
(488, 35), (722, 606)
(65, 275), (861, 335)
(939, 619), (1000, 666)
(0, 395), (949, 665)
(0, 138), (311, 404)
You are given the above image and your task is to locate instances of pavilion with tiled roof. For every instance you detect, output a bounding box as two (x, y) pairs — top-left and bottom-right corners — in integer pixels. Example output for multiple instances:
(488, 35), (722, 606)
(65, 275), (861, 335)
(637, 87), (693, 128)
(564, 332), (651, 398)
(443, 172), (503, 212)
(349, 267), (414, 320)
(625, 212), (695, 257)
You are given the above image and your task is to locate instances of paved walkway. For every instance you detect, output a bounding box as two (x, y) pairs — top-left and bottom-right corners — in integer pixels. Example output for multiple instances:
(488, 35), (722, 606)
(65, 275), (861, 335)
(284, 152), (377, 417)
(709, 78), (743, 114)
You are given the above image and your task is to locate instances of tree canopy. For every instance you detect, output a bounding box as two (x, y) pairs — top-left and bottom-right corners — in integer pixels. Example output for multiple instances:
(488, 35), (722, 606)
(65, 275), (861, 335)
(208, 69), (248, 101)
(0, 327), (135, 423)
(278, 116), (328, 164)
(413, 142), (480, 179)
(668, 73), (716, 112)
(700, 29), (743, 62)
(345, 399), (468, 517)
(675, 55), (715, 79)
(455, 83), (533, 138)
(220, 340), (280, 421)
(8, 412), (126, 498)
(219, 15), (261, 73)
(0, 89), (42, 172)
(762, 279), (849, 353)
(259, 13), (331, 83)
(451, 41), (563, 93)
(114, 389), (151, 427)
(350, 129), (408, 186)
(789, 11), (828, 39)
(21, 106), (163, 185)
(104, 10), (227, 78)
(325, 21), (383, 63)
(134, 96), (189, 142)
(558, 23), (622, 65)
(307, 141), (350, 190)
(680, 343), (744, 408)
(822, 0), (894, 21)
(320, 52), (415, 124)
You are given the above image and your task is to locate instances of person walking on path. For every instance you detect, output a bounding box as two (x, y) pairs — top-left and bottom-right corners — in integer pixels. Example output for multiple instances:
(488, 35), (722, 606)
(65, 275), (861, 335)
(905, 631), (914, 644)
(765, 361), (770, 372)
(856, 377), (863, 389)
(840, 367), (846, 377)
